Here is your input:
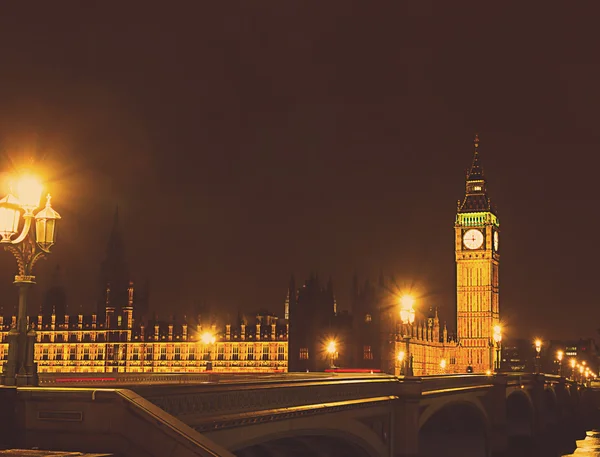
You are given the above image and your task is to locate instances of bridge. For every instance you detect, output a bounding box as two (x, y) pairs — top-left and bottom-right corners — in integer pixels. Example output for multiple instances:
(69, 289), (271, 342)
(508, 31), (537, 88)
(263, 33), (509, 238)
(1, 372), (597, 457)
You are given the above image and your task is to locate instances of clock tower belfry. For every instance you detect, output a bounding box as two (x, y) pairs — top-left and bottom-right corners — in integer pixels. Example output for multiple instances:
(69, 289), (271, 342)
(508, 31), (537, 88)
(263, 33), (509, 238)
(455, 135), (500, 373)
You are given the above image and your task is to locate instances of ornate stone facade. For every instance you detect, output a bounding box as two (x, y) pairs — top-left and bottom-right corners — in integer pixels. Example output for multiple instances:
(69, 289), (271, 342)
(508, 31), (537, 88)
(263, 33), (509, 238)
(0, 312), (288, 373)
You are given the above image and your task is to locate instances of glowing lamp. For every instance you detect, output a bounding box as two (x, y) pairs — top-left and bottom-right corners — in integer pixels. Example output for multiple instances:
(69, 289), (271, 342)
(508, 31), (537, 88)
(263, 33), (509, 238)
(326, 340), (337, 355)
(200, 332), (216, 345)
(35, 195), (61, 252)
(535, 339), (542, 353)
(570, 358), (576, 368)
(397, 351), (405, 362)
(557, 350), (563, 362)
(493, 325), (502, 343)
(16, 174), (43, 212)
(0, 193), (22, 241)
(440, 359), (447, 369)
(399, 294), (416, 325)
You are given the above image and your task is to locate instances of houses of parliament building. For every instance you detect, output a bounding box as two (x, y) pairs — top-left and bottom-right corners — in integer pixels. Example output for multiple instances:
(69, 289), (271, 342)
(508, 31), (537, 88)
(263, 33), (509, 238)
(0, 137), (501, 376)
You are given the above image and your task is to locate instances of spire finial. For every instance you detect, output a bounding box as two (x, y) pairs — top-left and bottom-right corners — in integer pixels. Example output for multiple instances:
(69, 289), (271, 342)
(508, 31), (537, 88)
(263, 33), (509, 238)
(45, 193), (52, 207)
(474, 133), (480, 150)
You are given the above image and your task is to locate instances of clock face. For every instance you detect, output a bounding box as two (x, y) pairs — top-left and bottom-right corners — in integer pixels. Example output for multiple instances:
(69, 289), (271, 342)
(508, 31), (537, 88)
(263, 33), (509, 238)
(493, 231), (499, 251)
(463, 229), (484, 250)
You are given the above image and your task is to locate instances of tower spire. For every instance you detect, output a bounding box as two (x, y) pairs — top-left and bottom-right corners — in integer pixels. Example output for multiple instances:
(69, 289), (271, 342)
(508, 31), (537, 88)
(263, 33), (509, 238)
(466, 133), (484, 181)
(457, 134), (495, 213)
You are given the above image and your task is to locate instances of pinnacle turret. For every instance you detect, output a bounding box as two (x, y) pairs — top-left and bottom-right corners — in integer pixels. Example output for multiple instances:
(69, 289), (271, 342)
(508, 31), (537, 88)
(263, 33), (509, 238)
(457, 134), (496, 214)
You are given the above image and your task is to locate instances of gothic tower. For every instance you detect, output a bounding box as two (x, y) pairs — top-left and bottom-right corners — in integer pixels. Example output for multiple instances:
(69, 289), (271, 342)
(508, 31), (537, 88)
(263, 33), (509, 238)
(455, 135), (500, 373)
(97, 207), (130, 320)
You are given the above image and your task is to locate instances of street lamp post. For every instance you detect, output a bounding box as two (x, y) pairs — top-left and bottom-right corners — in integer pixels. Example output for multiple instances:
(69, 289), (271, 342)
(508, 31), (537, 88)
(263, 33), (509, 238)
(556, 350), (563, 377)
(397, 351), (405, 375)
(534, 339), (542, 374)
(570, 358), (576, 380)
(399, 295), (416, 377)
(493, 325), (502, 372)
(201, 332), (216, 371)
(326, 340), (337, 369)
(0, 174), (61, 387)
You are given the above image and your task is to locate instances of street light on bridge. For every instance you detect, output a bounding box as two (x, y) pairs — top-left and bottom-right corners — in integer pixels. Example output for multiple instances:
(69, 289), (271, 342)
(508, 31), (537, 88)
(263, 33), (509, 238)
(200, 332), (216, 371)
(556, 350), (564, 377)
(0, 172), (61, 387)
(570, 358), (577, 380)
(326, 339), (337, 369)
(493, 325), (502, 372)
(399, 294), (416, 377)
(534, 339), (542, 374)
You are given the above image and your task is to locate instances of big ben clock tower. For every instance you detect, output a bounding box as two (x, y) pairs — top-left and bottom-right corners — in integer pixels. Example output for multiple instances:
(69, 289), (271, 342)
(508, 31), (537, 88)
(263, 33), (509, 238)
(455, 135), (500, 373)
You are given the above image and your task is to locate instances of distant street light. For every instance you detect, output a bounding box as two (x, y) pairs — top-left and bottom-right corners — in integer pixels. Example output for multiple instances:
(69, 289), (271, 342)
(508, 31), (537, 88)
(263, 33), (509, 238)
(326, 339), (337, 369)
(556, 350), (564, 377)
(201, 332), (216, 371)
(440, 359), (447, 373)
(399, 294), (416, 376)
(0, 173), (61, 386)
(493, 325), (502, 372)
(534, 339), (542, 374)
(570, 358), (577, 380)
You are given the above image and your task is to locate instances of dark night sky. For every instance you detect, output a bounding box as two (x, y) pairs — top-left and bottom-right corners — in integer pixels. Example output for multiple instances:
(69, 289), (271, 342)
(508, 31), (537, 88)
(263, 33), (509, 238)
(0, 2), (597, 341)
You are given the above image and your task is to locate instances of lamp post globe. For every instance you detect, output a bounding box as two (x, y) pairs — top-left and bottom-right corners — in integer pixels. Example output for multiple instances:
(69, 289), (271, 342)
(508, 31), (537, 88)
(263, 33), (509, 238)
(0, 172), (61, 387)
(399, 294), (416, 376)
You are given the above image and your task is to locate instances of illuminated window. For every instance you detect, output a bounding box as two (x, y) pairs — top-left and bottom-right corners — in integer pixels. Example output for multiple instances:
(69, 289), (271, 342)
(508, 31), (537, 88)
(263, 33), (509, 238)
(83, 347), (90, 361)
(96, 347), (103, 361)
(133, 347), (139, 361)
(363, 345), (373, 360)
(247, 345), (255, 360)
(365, 314), (372, 323)
(300, 348), (309, 360)
(160, 346), (167, 360)
(262, 345), (269, 361)
(473, 186), (482, 191)
(188, 346), (195, 360)
(217, 346), (225, 360)
(69, 346), (76, 361)
(42, 347), (49, 361)
(232, 346), (239, 361)
(277, 346), (285, 361)
(174, 346), (181, 361)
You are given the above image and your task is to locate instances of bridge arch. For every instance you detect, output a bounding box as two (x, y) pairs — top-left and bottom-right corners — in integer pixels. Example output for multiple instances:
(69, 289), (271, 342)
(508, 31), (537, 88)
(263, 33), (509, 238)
(543, 387), (559, 427)
(225, 415), (387, 457)
(506, 389), (535, 445)
(418, 399), (490, 457)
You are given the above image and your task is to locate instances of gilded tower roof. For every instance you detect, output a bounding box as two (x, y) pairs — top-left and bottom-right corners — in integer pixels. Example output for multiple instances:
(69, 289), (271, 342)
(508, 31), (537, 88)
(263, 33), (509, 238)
(457, 134), (496, 214)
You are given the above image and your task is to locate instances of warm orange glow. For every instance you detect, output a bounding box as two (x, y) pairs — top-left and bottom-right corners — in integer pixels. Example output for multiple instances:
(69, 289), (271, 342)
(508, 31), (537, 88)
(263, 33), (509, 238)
(326, 340), (337, 355)
(534, 339), (542, 353)
(493, 325), (502, 343)
(582, 361), (587, 366)
(15, 173), (43, 211)
(399, 294), (416, 325)
(570, 358), (576, 368)
(399, 294), (415, 309)
(397, 351), (405, 362)
(200, 332), (216, 345)
(486, 369), (492, 376)
(440, 359), (447, 369)
(556, 350), (563, 362)
(579, 366), (584, 374)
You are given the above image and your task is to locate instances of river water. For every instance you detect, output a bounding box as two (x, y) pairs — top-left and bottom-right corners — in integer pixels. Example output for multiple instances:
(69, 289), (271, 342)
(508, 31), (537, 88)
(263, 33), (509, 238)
(562, 430), (600, 456)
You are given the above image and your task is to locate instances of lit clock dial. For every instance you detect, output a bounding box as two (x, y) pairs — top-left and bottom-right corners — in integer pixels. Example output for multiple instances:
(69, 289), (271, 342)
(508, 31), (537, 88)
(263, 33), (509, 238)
(463, 229), (484, 250)
(493, 231), (499, 251)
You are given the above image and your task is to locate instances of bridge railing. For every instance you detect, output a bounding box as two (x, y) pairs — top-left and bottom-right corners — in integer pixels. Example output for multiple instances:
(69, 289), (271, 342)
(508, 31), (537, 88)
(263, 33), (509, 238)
(15, 386), (236, 457)
(418, 374), (496, 394)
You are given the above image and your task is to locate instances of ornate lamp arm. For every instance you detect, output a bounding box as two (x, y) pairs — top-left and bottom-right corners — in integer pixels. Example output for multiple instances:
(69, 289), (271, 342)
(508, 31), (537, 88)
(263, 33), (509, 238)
(4, 235), (47, 278)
